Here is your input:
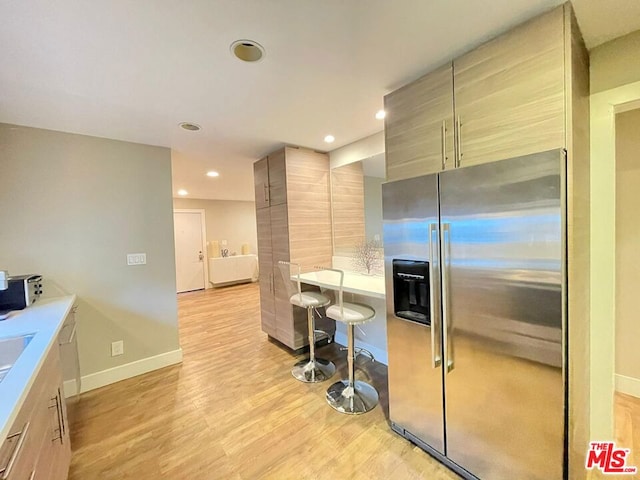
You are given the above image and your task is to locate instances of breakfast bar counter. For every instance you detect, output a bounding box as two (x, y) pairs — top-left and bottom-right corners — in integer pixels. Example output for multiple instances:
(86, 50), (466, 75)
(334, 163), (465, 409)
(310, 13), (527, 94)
(297, 270), (385, 299)
(298, 270), (388, 364)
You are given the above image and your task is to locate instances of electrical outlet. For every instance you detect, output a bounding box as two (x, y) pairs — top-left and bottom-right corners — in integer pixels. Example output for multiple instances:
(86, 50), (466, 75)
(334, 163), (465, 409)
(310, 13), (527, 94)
(127, 253), (147, 265)
(111, 340), (124, 356)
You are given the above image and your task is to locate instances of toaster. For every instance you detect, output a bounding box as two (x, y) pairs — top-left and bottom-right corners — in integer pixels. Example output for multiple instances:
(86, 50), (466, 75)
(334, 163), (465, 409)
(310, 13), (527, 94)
(0, 274), (43, 314)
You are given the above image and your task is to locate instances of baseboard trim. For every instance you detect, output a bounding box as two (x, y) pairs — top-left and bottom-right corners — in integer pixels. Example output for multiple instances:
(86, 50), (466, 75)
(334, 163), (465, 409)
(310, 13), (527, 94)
(615, 374), (640, 399)
(334, 332), (388, 366)
(63, 348), (183, 398)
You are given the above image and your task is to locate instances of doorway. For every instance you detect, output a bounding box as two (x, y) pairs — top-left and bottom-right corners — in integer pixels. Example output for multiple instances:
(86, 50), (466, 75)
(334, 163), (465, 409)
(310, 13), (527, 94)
(592, 81), (640, 444)
(173, 209), (208, 293)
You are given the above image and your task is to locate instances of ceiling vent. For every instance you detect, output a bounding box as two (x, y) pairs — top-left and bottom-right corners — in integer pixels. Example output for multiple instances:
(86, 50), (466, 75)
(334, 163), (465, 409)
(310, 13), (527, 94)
(230, 40), (265, 62)
(180, 122), (201, 131)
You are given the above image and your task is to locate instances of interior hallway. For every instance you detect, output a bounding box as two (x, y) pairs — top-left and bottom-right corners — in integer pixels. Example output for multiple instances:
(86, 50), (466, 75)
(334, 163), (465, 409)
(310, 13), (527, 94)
(68, 283), (458, 479)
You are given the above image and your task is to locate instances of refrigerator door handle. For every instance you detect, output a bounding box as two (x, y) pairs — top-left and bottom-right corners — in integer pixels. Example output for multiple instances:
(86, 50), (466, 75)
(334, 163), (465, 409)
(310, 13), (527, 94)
(428, 223), (442, 368)
(455, 116), (462, 168)
(440, 121), (447, 170)
(441, 223), (454, 372)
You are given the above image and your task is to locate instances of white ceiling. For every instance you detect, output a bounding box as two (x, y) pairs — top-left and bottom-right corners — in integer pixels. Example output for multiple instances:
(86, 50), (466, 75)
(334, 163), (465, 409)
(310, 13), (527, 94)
(2, 1), (639, 201)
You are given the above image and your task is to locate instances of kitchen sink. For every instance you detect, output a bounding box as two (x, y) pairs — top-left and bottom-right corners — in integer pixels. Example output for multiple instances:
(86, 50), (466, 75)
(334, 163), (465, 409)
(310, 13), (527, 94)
(0, 333), (35, 383)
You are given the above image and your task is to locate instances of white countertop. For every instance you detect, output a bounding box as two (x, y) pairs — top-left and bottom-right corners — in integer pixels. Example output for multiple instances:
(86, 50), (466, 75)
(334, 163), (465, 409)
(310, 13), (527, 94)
(0, 295), (76, 440)
(298, 270), (386, 299)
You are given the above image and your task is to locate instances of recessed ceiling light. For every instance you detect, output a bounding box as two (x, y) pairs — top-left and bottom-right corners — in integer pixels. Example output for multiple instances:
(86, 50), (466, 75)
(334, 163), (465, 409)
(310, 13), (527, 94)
(177, 189), (188, 196)
(180, 122), (201, 131)
(375, 110), (386, 120)
(324, 135), (335, 143)
(230, 39), (265, 62)
(206, 171), (219, 177)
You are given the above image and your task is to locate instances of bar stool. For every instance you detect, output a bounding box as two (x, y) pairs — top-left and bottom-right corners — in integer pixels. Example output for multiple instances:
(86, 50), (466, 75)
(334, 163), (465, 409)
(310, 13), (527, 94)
(320, 267), (379, 414)
(277, 261), (336, 383)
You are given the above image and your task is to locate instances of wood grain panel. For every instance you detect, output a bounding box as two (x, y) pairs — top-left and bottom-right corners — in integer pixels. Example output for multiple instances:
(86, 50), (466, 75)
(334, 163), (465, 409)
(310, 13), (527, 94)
(255, 207), (275, 337)
(385, 63), (455, 180)
(331, 162), (365, 256)
(453, 6), (565, 167)
(268, 202), (296, 347)
(285, 147), (333, 273)
(564, 5), (591, 478)
(253, 157), (269, 210)
(267, 149), (287, 207)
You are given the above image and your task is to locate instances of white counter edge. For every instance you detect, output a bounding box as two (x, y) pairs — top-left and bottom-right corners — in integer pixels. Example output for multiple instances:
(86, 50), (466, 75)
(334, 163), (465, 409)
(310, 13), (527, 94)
(0, 295), (76, 441)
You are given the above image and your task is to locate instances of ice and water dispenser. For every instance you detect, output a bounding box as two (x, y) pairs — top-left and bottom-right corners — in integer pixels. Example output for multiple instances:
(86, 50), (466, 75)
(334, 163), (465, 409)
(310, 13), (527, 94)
(392, 259), (430, 326)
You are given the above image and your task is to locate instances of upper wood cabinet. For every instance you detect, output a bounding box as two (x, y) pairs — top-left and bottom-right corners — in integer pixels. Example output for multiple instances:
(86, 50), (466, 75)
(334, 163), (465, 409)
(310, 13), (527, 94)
(267, 149), (287, 206)
(385, 63), (455, 181)
(453, 7), (565, 167)
(253, 157), (269, 209)
(253, 151), (287, 210)
(384, 4), (577, 179)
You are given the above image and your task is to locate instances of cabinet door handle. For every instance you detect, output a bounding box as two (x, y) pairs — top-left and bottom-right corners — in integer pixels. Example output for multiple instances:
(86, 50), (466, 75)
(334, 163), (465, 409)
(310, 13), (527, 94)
(441, 120), (447, 170)
(455, 116), (462, 168)
(263, 184), (270, 203)
(0, 422), (30, 480)
(49, 394), (63, 443)
(57, 388), (67, 437)
(59, 322), (77, 345)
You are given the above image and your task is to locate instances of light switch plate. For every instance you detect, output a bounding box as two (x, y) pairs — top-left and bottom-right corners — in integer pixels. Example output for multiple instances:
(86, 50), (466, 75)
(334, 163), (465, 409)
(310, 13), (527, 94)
(127, 253), (147, 265)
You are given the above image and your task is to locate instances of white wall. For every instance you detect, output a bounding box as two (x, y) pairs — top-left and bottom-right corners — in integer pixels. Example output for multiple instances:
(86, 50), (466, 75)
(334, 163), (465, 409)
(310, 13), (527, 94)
(615, 108), (640, 395)
(329, 131), (384, 169)
(590, 30), (640, 95)
(172, 198), (257, 257)
(0, 123), (180, 386)
(589, 31), (640, 439)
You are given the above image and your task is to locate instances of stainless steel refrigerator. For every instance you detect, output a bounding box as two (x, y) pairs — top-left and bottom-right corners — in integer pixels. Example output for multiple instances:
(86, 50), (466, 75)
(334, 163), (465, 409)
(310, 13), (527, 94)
(382, 150), (566, 480)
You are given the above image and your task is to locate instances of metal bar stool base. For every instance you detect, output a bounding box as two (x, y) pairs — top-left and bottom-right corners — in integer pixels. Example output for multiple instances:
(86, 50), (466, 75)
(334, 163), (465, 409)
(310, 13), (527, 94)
(326, 379), (379, 414)
(291, 358), (336, 383)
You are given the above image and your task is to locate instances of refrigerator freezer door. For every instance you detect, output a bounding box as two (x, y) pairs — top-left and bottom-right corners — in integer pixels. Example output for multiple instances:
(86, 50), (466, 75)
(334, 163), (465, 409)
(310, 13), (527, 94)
(439, 150), (565, 479)
(382, 174), (445, 453)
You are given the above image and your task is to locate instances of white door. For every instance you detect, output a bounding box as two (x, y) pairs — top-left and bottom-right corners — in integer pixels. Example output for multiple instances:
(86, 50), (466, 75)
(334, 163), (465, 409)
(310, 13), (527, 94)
(173, 211), (205, 293)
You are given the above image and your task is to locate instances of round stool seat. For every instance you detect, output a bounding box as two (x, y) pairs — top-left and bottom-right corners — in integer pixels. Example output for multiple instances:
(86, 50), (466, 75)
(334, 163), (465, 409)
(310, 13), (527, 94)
(289, 291), (331, 308)
(326, 302), (375, 325)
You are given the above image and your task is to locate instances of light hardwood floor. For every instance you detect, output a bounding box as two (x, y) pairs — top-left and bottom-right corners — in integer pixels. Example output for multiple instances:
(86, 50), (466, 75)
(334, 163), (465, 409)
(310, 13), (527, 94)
(68, 283), (459, 479)
(614, 393), (640, 479)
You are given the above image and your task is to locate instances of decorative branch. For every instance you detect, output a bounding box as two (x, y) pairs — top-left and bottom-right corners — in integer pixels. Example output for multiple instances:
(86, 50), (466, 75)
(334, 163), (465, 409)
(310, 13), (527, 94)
(351, 239), (382, 275)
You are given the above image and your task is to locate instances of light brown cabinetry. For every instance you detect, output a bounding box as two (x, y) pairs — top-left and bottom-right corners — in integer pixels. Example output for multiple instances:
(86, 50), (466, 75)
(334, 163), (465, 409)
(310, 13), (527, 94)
(385, 63), (455, 181)
(384, 5), (574, 179)
(254, 146), (334, 350)
(453, 7), (565, 167)
(253, 157), (270, 210)
(0, 346), (70, 480)
(255, 207), (276, 337)
(253, 151), (287, 210)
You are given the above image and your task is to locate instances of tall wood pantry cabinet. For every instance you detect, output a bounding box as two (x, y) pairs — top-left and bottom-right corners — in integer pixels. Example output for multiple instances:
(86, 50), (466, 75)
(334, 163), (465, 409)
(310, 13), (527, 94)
(254, 146), (334, 350)
(384, 3), (591, 478)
